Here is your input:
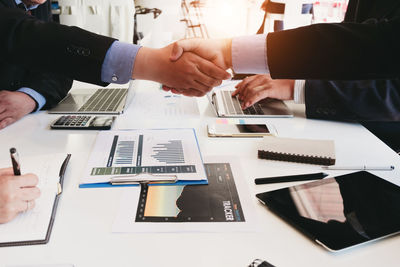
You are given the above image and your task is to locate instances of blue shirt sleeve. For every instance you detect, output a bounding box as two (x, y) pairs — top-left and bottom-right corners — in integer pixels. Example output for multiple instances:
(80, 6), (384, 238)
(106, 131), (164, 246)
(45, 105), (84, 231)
(17, 87), (46, 112)
(231, 34), (270, 74)
(101, 41), (141, 84)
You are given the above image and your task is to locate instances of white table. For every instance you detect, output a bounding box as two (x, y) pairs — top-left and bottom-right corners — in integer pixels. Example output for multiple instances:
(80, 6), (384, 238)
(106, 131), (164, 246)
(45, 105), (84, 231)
(0, 80), (399, 267)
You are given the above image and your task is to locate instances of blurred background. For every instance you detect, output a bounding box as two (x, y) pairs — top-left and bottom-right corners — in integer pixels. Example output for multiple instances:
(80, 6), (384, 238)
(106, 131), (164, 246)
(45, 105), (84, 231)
(50, 0), (349, 47)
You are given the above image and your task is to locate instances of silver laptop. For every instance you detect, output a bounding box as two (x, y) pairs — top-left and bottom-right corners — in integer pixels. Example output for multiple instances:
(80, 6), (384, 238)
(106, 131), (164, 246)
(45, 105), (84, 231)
(49, 82), (135, 114)
(208, 88), (293, 118)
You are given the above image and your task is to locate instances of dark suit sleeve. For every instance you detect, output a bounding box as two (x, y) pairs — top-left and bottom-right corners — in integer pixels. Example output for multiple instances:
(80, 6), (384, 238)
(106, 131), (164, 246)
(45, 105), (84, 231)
(24, 2), (73, 109)
(0, 8), (116, 85)
(267, 17), (400, 80)
(304, 79), (400, 121)
(24, 71), (73, 109)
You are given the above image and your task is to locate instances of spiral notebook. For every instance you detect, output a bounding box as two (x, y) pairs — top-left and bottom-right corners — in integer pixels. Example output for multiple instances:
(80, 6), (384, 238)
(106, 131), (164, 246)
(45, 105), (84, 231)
(258, 137), (335, 165)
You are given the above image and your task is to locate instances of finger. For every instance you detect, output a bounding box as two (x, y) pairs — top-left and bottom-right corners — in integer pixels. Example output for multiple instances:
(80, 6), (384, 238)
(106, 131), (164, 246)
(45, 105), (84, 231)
(179, 88), (204, 97)
(0, 167), (14, 176)
(241, 77), (267, 98)
(244, 86), (271, 108)
(171, 89), (183, 94)
(192, 80), (212, 95)
(0, 117), (15, 130)
(193, 68), (223, 88)
(14, 200), (36, 213)
(18, 187), (41, 201)
(162, 85), (173, 92)
(232, 86), (243, 97)
(14, 173), (39, 188)
(196, 58), (230, 80)
(170, 39), (199, 61)
(0, 105), (6, 114)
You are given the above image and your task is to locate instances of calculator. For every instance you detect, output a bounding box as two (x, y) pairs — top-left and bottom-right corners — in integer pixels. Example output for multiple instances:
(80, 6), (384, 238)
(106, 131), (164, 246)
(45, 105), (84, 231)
(50, 115), (115, 130)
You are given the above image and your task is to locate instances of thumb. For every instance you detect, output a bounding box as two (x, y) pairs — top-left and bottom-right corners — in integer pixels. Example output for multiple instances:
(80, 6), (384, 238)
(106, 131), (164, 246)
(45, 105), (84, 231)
(170, 41), (185, 61)
(170, 39), (200, 61)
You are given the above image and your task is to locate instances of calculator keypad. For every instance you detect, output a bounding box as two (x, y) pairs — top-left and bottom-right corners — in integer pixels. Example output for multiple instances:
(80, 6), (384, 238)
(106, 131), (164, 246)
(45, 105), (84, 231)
(54, 116), (91, 127)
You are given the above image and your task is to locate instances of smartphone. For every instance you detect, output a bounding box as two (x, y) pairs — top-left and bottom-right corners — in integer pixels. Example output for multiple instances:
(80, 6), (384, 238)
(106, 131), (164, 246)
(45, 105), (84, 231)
(207, 123), (276, 137)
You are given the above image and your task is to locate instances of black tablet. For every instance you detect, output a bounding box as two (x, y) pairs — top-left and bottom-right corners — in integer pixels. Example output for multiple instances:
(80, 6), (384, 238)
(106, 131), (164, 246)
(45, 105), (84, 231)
(256, 171), (400, 252)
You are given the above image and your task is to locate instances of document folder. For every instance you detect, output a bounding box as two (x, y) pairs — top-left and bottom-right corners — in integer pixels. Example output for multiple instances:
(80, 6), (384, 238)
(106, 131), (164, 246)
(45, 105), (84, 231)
(0, 154), (71, 247)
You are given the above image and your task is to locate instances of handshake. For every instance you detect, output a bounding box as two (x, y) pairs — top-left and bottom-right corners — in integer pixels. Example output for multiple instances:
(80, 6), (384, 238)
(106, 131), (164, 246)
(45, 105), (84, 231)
(131, 38), (233, 97)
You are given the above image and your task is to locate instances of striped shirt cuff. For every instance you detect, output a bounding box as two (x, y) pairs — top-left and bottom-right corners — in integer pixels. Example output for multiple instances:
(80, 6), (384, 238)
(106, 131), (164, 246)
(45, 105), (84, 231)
(232, 34), (269, 74)
(294, 80), (306, 104)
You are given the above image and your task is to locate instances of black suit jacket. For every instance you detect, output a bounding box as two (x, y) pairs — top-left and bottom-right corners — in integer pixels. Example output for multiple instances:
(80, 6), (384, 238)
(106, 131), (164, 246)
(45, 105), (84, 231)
(266, 0), (400, 80)
(0, 8), (116, 86)
(301, 0), (400, 151)
(0, 0), (73, 109)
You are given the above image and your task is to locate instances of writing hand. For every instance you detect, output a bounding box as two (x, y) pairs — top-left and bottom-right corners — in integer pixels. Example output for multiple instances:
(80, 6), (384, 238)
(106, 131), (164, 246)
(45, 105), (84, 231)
(132, 43), (230, 97)
(0, 91), (36, 130)
(232, 74), (294, 109)
(0, 168), (40, 224)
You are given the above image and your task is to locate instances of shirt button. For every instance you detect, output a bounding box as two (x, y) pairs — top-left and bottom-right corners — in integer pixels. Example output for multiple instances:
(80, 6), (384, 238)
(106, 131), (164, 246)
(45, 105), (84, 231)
(112, 75), (118, 82)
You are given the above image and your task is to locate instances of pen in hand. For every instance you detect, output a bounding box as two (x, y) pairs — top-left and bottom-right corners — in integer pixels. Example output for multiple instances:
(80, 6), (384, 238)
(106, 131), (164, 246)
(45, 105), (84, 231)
(10, 147), (21, 175)
(255, 172), (328, 185)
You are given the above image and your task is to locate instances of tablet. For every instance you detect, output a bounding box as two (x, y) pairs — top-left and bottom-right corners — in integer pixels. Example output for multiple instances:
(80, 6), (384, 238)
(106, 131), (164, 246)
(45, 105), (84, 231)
(256, 171), (400, 252)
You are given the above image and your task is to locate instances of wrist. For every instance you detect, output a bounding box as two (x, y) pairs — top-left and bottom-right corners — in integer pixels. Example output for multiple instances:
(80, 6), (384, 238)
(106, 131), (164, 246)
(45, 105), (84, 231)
(15, 91), (36, 113)
(132, 47), (155, 80)
(223, 38), (232, 69)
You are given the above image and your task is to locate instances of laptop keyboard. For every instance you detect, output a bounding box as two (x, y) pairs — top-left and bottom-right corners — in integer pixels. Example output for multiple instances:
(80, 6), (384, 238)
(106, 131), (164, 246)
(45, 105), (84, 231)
(222, 90), (264, 115)
(78, 88), (128, 112)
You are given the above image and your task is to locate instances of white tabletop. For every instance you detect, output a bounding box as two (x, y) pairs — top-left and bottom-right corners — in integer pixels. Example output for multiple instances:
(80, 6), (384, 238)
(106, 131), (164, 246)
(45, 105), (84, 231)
(0, 80), (399, 267)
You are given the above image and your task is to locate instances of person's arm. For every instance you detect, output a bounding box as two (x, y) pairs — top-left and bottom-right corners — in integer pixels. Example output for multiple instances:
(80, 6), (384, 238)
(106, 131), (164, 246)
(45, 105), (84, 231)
(23, 71), (73, 110)
(305, 79), (400, 121)
(170, 16), (400, 80)
(0, 8), (229, 95)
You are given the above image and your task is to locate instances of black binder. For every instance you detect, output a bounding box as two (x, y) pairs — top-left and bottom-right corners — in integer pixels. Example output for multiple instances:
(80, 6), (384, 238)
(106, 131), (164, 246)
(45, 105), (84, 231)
(0, 154), (71, 247)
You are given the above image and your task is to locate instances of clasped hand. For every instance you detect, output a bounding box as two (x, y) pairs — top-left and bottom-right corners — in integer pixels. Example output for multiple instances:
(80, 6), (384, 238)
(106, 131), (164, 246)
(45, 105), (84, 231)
(132, 39), (232, 97)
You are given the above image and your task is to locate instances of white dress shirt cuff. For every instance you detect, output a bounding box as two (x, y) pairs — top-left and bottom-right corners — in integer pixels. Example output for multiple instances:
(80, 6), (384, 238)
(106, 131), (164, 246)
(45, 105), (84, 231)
(294, 80), (306, 104)
(232, 34), (269, 74)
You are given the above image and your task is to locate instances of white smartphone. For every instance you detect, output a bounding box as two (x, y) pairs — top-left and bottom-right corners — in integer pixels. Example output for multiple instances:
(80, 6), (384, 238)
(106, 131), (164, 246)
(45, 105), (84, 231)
(207, 123), (277, 137)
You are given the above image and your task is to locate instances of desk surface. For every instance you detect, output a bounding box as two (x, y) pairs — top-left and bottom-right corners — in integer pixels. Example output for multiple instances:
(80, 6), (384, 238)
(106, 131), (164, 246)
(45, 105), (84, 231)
(0, 80), (399, 267)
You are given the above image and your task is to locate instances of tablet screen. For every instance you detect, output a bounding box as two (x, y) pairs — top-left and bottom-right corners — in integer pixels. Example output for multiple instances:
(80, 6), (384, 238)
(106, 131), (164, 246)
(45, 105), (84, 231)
(256, 171), (400, 251)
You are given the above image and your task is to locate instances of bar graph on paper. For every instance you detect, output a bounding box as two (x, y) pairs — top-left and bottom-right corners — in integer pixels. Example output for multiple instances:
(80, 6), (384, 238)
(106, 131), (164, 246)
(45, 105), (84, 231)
(115, 141), (135, 165)
(151, 140), (185, 164)
(81, 129), (207, 185)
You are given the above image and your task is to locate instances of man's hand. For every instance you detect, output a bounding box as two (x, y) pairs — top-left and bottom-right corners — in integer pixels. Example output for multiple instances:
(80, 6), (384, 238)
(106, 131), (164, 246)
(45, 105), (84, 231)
(0, 168), (40, 224)
(132, 43), (230, 97)
(232, 74), (295, 109)
(169, 38), (233, 70)
(0, 91), (36, 130)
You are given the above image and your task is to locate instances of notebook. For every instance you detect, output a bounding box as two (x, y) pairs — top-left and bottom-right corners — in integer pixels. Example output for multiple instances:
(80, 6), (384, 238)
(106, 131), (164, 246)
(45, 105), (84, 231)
(0, 154), (70, 247)
(258, 137), (335, 165)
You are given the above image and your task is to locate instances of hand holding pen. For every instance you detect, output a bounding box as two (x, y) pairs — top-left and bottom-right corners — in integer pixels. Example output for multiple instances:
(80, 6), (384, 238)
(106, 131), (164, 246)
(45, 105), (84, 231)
(0, 148), (40, 224)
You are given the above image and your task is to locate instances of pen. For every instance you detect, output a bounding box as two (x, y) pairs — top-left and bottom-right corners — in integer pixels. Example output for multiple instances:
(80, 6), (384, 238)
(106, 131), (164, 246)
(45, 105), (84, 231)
(321, 165), (394, 171)
(255, 172), (328, 185)
(9, 147), (21, 175)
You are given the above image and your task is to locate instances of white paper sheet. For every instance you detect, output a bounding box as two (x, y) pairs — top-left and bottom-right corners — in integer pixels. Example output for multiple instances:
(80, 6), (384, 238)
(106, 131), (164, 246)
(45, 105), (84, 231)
(80, 129), (207, 185)
(128, 89), (200, 118)
(112, 156), (259, 233)
(0, 154), (66, 243)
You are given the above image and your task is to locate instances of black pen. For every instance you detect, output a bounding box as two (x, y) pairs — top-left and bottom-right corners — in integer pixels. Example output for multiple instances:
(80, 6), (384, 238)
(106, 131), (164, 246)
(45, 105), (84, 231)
(255, 172), (328, 185)
(9, 147), (21, 175)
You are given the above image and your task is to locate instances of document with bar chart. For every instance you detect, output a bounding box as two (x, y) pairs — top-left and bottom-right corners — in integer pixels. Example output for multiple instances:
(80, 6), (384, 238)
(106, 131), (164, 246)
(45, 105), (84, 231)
(79, 129), (207, 187)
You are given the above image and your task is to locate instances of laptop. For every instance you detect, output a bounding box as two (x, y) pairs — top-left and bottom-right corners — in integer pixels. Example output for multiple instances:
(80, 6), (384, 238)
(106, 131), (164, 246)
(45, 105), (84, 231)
(208, 88), (293, 118)
(49, 82), (135, 114)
